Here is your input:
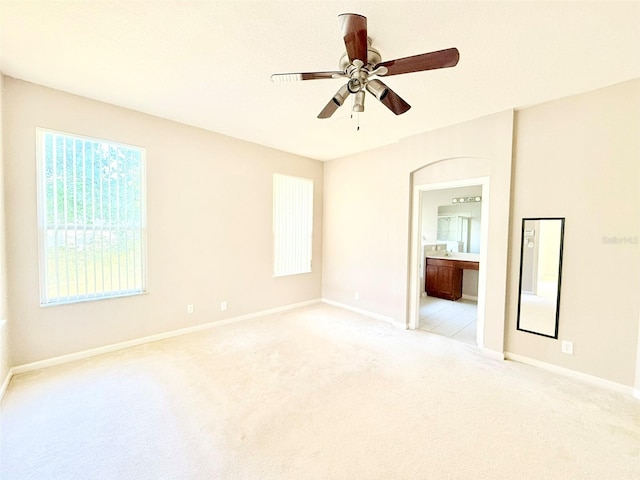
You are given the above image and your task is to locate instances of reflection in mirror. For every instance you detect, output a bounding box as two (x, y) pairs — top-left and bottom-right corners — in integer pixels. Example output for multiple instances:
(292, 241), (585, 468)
(517, 218), (565, 338)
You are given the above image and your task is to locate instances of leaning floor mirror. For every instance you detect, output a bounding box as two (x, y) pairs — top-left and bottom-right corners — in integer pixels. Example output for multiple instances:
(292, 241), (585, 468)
(516, 218), (565, 338)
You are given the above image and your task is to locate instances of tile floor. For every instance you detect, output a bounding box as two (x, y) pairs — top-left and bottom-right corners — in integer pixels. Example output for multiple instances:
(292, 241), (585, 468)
(418, 295), (477, 345)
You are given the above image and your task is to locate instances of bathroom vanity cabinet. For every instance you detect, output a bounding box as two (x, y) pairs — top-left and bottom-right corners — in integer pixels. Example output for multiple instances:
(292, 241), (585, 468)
(425, 257), (479, 301)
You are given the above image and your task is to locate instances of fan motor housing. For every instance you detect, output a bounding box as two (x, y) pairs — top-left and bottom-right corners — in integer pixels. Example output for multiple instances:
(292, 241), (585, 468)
(339, 38), (381, 71)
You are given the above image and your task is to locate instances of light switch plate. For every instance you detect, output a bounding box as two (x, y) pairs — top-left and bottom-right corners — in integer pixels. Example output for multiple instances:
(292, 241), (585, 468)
(561, 340), (573, 355)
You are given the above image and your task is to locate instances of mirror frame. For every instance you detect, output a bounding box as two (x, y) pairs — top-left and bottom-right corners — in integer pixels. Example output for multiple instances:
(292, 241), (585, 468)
(516, 217), (565, 339)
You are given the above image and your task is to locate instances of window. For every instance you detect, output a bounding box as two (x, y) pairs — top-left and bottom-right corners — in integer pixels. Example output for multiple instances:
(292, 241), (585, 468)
(273, 174), (313, 277)
(36, 129), (146, 305)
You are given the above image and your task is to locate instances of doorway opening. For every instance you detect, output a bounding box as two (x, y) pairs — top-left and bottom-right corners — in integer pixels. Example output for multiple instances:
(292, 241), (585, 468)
(408, 177), (490, 348)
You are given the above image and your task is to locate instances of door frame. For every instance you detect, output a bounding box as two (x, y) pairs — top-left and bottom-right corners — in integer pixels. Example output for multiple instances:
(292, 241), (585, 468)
(408, 177), (490, 347)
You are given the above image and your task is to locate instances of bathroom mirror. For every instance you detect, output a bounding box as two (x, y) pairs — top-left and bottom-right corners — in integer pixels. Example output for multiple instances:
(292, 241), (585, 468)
(517, 218), (565, 338)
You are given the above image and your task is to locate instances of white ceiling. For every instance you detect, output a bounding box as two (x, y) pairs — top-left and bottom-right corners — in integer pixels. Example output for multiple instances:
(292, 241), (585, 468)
(1, 1), (639, 161)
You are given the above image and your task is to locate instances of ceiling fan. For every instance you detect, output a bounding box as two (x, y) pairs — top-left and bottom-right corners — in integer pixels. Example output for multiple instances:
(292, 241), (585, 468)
(271, 13), (460, 119)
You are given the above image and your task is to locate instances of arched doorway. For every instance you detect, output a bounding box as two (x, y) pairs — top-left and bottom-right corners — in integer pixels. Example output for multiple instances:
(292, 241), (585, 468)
(408, 175), (490, 348)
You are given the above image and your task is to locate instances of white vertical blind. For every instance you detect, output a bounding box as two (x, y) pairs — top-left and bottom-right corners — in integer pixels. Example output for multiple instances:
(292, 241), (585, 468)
(36, 129), (146, 305)
(273, 174), (313, 277)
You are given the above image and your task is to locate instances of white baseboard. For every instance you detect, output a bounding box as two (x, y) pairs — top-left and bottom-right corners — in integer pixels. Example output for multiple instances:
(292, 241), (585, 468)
(321, 298), (407, 329)
(479, 348), (505, 361)
(0, 318), (9, 401)
(462, 294), (478, 301)
(6, 300), (636, 403)
(8, 298), (322, 378)
(505, 352), (635, 398)
(0, 367), (15, 401)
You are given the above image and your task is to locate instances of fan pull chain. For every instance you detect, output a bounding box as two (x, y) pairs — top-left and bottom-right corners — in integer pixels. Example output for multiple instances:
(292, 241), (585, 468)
(350, 111), (360, 131)
(349, 112), (360, 131)
(349, 95), (360, 131)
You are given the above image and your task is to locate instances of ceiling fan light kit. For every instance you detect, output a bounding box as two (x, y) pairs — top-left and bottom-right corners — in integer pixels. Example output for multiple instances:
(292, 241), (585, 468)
(366, 79), (388, 101)
(333, 84), (350, 106)
(271, 13), (460, 120)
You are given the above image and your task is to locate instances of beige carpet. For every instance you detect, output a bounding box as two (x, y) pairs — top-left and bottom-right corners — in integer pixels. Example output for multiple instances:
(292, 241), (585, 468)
(1, 303), (639, 479)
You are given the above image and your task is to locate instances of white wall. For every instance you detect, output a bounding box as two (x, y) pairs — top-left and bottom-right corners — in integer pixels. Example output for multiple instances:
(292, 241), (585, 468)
(506, 79), (640, 387)
(0, 73), (9, 385)
(323, 111), (514, 353)
(3, 77), (323, 366)
(420, 186), (482, 248)
(637, 308), (640, 396)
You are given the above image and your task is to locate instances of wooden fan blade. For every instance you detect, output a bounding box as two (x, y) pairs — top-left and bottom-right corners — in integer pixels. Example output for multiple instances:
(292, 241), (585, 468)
(378, 85), (411, 115)
(375, 48), (459, 76)
(317, 98), (340, 119)
(338, 13), (367, 64)
(271, 71), (344, 82)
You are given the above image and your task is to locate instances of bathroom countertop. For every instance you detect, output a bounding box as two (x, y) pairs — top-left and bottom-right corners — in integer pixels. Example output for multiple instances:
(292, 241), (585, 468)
(425, 252), (480, 262)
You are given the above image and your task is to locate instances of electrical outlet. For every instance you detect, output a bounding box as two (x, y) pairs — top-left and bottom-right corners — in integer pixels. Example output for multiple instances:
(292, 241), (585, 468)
(220, 301), (227, 311)
(355, 291), (360, 300)
(187, 304), (194, 314)
(561, 340), (573, 355)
